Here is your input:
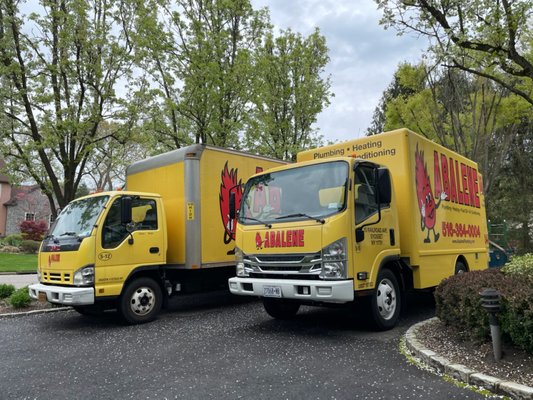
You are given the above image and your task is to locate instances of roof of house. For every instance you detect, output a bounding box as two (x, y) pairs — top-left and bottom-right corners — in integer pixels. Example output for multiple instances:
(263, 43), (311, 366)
(4, 185), (42, 207)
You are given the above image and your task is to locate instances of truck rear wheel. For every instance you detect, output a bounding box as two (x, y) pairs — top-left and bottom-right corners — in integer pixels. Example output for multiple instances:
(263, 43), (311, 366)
(263, 298), (300, 320)
(370, 269), (401, 330)
(119, 277), (162, 324)
(455, 260), (467, 274)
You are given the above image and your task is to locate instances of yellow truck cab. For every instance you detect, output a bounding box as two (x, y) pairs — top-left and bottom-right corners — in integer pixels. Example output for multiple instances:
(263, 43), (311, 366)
(29, 145), (285, 324)
(228, 129), (489, 329)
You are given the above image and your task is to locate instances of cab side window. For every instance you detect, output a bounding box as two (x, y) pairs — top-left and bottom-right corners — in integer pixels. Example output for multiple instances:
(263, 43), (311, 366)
(355, 166), (378, 224)
(102, 197), (158, 249)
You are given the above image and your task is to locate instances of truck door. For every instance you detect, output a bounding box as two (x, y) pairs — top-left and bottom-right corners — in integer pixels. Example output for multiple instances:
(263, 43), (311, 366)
(94, 196), (165, 296)
(353, 164), (397, 290)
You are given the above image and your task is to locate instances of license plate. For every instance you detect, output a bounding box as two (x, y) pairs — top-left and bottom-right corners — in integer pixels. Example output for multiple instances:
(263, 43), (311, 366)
(38, 292), (47, 302)
(263, 286), (282, 298)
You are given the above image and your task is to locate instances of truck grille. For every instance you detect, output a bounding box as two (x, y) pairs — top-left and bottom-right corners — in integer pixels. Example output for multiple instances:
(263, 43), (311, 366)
(42, 271), (72, 284)
(244, 252), (322, 277)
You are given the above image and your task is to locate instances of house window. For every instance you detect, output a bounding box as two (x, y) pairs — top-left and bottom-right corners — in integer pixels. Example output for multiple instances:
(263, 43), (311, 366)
(24, 212), (35, 221)
(49, 214), (56, 227)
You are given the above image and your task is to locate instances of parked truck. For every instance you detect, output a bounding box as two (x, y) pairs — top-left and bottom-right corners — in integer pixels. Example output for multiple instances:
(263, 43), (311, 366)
(228, 128), (489, 329)
(29, 145), (285, 323)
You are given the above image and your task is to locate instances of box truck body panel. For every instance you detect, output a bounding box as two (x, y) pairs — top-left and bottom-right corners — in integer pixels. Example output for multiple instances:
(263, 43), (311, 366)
(297, 129), (489, 288)
(126, 145), (284, 269)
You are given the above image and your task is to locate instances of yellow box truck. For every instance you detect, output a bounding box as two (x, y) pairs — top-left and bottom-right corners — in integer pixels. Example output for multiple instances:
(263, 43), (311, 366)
(29, 145), (285, 324)
(228, 129), (489, 329)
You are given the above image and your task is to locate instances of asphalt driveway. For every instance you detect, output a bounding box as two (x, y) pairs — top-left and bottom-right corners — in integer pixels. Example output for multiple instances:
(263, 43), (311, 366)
(0, 292), (496, 399)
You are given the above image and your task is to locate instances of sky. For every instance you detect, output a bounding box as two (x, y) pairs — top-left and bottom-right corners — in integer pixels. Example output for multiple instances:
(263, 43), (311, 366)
(250, 0), (427, 143)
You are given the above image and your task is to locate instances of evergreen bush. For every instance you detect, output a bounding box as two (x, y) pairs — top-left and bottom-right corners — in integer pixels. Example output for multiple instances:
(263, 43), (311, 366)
(0, 283), (16, 299)
(20, 240), (41, 254)
(8, 287), (32, 308)
(1, 234), (23, 247)
(435, 262), (533, 354)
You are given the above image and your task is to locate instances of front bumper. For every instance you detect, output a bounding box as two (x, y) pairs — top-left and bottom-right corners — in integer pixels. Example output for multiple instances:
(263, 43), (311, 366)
(228, 277), (354, 303)
(28, 283), (94, 306)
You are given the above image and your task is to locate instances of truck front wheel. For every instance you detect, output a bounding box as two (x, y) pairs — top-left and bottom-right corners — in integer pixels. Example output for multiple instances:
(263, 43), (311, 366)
(370, 269), (401, 330)
(263, 298), (300, 320)
(119, 277), (162, 324)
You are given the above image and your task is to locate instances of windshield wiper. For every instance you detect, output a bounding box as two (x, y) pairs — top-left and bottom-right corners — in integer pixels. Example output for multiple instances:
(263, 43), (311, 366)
(275, 213), (325, 224)
(240, 216), (272, 229)
(59, 231), (78, 237)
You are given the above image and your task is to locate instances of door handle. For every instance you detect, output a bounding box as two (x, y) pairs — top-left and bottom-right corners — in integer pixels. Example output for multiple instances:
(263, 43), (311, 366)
(150, 247), (159, 254)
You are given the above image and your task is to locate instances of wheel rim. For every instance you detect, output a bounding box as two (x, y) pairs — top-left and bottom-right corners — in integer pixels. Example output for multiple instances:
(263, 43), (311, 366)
(129, 286), (156, 316)
(376, 278), (397, 320)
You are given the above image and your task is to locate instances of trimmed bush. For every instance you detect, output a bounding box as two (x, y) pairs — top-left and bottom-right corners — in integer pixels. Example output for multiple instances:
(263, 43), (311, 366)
(20, 240), (41, 254)
(502, 253), (533, 278)
(8, 287), (32, 308)
(435, 268), (533, 353)
(1, 234), (23, 247)
(0, 283), (16, 299)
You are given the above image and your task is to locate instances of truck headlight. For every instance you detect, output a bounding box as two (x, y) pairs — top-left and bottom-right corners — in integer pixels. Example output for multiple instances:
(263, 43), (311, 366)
(320, 238), (347, 280)
(235, 248), (249, 277)
(73, 265), (95, 286)
(235, 248), (253, 277)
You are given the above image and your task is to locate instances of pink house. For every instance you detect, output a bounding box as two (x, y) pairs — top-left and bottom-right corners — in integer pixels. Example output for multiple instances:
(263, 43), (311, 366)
(0, 161), (53, 237)
(0, 170), (11, 237)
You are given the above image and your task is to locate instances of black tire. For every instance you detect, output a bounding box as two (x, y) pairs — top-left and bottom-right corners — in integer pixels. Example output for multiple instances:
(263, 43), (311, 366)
(73, 305), (104, 316)
(370, 269), (401, 331)
(119, 277), (162, 324)
(263, 298), (300, 320)
(455, 260), (467, 275)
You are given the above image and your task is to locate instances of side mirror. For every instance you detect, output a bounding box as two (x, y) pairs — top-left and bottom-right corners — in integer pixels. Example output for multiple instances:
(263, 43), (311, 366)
(229, 191), (236, 221)
(121, 196), (133, 225)
(356, 228), (365, 243)
(377, 168), (391, 204)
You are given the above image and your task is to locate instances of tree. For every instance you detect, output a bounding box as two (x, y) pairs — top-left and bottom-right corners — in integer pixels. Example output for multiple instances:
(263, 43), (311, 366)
(0, 0), (143, 214)
(135, 0), (270, 149)
(490, 126), (533, 253)
(375, 0), (533, 106)
(246, 28), (331, 161)
(83, 122), (151, 191)
(373, 62), (530, 196)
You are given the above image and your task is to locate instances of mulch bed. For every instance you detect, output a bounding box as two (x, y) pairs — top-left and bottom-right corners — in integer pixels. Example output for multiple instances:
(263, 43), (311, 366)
(416, 318), (533, 387)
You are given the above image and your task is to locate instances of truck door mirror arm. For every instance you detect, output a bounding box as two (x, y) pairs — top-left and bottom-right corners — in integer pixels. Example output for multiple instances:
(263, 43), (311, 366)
(228, 185), (241, 221)
(120, 196), (135, 245)
(355, 167), (391, 243)
(121, 196), (133, 225)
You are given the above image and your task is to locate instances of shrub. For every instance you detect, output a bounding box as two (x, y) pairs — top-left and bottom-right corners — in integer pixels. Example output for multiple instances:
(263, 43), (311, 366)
(0, 283), (16, 299)
(8, 287), (32, 308)
(20, 240), (41, 254)
(502, 253), (533, 278)
(435, 268), (533, 353)
(19, 220), (48, 241)
(1, 234), (23, 247)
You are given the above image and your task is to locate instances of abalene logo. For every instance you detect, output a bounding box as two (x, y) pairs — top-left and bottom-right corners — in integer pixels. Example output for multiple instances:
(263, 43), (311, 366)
(219, 162), (264, 255)
(219, 161), (242, 247)
(415, 143), (445, 243)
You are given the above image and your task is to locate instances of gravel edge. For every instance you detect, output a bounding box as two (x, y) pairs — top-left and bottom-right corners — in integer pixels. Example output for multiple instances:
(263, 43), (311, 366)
(405, 317), (533, 400)
(0, 306), (72, 318)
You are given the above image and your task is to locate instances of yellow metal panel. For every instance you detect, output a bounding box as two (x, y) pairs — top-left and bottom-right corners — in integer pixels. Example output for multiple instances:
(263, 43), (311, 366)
(199, 150), (285, 265)
(297, 129), (489, 289)
(128, 162), (185, 264)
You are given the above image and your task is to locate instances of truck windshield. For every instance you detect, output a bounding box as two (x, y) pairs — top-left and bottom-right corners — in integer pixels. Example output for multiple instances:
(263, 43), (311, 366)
(240, 161), (348, 225)
(49, 195), (110, 238)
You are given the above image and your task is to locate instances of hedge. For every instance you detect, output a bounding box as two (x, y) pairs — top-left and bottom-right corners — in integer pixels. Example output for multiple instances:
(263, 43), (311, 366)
(435, 257), (533, 354)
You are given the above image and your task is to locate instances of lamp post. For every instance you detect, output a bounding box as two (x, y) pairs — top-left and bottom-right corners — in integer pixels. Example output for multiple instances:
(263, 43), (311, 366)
(480, 288), (502, 362)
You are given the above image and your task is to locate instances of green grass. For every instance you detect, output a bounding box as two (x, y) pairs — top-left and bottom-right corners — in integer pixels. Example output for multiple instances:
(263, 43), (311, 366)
(0, 253), (37, 273)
